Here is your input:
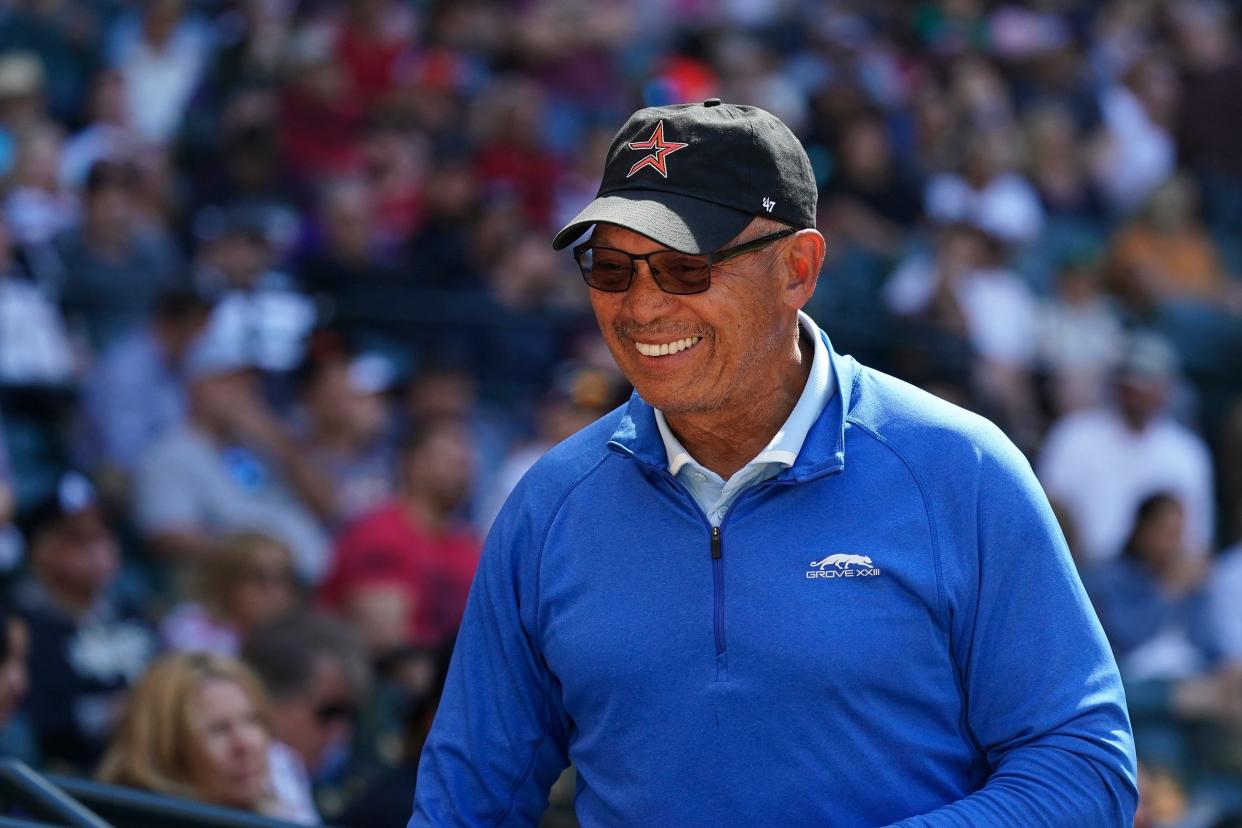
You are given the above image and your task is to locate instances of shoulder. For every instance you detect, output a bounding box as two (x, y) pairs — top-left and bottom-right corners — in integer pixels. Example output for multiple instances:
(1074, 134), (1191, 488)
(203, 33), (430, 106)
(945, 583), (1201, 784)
(1150, 417), (1211, 456)
(490, 407), (626, 534)
(846, 362), (1017, 474)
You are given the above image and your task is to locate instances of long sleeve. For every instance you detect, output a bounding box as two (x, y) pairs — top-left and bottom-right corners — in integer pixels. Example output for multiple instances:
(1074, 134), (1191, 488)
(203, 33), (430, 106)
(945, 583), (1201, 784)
(408, 489), (570, 826)
(893, 427), (1138, 827)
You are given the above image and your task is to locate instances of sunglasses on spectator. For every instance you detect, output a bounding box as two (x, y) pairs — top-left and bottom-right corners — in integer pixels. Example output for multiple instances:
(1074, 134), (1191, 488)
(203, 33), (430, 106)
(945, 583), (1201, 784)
(314, 700), (356, 724)
(573, 228), (795, 295)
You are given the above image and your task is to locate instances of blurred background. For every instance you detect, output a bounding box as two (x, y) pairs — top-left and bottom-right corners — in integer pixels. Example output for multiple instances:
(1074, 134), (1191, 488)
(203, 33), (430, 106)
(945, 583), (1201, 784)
(0, 0), (1240, 826)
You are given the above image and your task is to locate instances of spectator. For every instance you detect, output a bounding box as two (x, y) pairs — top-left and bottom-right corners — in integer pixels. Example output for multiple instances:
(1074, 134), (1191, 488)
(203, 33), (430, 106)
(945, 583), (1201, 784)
(75, 288), (210, 479)
(359, 117), (425, 250)
(108, 0), (213, 145)
(52, 159), (185, 350)
(160, 532), (299, 655)
(1024, 102), (1108, 224)
(405, 155), (482, 291)
(1093, 51), (1179, 215)
(59, 69), (138, 191)
(924, 124), (1045, 246)
(203, 0), (292, 98)
(277, 22), (364, 181)
(0, 419), (20, 574)
(1173, 0), (1242, 232)
(884, 221), (1041, 439)
(3, 121), (77, 247)
(334, 641), (451, 828)
(0, 604), (29, 731)
(1108, 174), (1241, 312)
(471, 79), (560, 227)
(403, 364), (513, 516)
(821, 108), (923, 262)
(479, 364), (623, 532)
(0, 213), (75, 388)
(1089, 494), (1242, 809)
(97, 651), (277, 816)
(1085, 493), (1216, 681)
(14, 472), (158, 770)
(1037, 254), (1125, 415)
(1038, 332), (1215, 563)
(292, 349), (396, 528)
(321, 417), (480, 658)
(0, 54), (51, 162)
(298, 178), (402, 299)
(242, 612), (370, 825)
(132, 332), (330, 582)
(333, 0), (416, 111)
(194, 204), (316, 375)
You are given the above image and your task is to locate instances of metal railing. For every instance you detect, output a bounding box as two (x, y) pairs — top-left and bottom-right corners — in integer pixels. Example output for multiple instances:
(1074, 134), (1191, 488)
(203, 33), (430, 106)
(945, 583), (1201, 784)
(48, 775), (320, 828)
(0, 759), (327, 828)
(0, 818), (69, 828)
(0, 760), (111, 828)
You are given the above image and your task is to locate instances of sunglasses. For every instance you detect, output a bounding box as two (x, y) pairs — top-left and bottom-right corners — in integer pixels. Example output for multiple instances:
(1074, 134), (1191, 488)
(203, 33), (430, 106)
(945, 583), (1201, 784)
(314, 700), (356, 724)
(573, 228), (795, 295)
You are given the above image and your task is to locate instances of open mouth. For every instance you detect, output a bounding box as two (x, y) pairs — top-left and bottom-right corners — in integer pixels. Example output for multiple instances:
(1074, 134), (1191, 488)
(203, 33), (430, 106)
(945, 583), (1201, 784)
(633, 336), (702, 357)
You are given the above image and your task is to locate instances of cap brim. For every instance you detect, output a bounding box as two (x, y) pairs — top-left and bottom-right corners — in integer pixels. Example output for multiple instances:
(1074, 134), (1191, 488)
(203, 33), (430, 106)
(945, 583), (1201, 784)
(552, 190), (753, 254)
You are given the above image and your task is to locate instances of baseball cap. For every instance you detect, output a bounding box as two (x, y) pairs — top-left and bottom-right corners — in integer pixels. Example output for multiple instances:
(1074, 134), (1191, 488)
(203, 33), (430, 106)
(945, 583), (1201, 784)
(22, 471), (100, 540)
(1115, 331), (1178, 388)
(347, 352), (398, 395)
(184, 330), (255, 383)
(552, 99), (817, 254)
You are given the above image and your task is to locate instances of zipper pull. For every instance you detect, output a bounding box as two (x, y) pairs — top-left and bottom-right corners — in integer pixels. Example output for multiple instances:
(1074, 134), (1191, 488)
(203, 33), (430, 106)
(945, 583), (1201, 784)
(711, 526), (722, 559)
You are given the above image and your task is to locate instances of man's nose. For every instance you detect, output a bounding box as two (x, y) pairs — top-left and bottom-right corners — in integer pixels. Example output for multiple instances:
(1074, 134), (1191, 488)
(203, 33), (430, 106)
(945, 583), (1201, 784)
(622, 260), (677, 323)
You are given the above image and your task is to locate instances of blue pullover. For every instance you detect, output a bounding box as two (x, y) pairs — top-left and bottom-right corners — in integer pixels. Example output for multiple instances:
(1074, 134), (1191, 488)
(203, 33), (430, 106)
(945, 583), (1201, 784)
(411, 337), (1137, 826)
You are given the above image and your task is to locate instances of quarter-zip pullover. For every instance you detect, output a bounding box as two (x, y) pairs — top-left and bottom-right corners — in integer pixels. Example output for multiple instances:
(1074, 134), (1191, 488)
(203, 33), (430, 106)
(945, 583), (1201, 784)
(411, 333), (1137, 827)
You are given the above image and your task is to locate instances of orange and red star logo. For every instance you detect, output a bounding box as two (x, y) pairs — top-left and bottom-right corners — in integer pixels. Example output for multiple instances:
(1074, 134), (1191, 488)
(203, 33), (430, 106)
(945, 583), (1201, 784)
(625, 121), (688, 178)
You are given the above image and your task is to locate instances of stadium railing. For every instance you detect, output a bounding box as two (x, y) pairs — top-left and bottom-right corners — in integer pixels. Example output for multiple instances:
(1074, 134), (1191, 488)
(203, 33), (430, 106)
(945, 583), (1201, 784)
(0, 759), (110, 827)
(48, 774), (326, 828)
(0, 760), (331, 828)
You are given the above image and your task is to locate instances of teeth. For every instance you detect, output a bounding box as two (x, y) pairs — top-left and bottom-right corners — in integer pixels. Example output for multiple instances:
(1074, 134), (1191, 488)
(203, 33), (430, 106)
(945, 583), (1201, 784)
(635, 336), (701, 357)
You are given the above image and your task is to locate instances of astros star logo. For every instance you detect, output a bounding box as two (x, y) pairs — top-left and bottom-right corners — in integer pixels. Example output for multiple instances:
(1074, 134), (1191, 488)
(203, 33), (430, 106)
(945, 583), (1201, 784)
(625, 121), (688, 178)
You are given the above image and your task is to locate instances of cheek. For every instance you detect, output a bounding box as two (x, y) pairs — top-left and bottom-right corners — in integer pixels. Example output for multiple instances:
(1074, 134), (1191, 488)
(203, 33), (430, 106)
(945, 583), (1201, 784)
(232, 585), (263, 614)
(191, 733), (232, 782)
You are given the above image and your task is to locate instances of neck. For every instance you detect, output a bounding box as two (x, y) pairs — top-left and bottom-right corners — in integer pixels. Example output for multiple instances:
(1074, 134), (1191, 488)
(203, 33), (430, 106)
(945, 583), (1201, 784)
(663, 328), (811, 479)
(43, 582), (98, 621)
(309, 421), (358, 454)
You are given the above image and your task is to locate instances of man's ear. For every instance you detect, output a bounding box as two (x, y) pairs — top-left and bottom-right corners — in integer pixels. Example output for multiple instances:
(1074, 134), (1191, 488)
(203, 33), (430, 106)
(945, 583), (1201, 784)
(780, 229), (826, 311)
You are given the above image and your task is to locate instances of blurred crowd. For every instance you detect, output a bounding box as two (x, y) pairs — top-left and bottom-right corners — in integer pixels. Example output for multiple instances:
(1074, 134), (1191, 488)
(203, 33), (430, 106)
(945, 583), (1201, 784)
(0, 0), (1240, 825)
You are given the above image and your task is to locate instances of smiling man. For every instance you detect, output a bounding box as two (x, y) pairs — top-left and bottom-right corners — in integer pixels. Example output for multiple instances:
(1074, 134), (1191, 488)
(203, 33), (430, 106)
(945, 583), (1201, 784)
(410, 101), (1136, 826)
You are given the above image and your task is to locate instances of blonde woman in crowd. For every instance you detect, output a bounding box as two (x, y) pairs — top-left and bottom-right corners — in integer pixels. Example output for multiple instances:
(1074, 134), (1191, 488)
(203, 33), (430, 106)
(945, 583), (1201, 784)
(160, 531), (299, 654)
(97, 651), (277, 816)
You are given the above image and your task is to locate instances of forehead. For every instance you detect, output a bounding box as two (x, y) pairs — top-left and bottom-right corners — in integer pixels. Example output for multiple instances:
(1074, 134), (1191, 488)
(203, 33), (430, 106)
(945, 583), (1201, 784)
(192, 677), (254, 719)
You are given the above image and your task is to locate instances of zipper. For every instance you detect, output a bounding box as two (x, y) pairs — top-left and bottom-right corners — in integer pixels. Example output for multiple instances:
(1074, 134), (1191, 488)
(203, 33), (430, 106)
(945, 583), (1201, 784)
(711, 526), (724, 657)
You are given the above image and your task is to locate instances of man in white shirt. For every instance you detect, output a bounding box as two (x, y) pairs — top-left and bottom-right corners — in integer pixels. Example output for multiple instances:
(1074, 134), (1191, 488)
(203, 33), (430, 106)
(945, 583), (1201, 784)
(1038, 331), (1214, 563)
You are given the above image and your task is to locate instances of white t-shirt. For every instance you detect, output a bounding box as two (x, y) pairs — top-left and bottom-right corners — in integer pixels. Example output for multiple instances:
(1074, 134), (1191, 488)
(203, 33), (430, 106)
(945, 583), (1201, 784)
(267, 741), (319, 825)
(884, 257), (1040, 367)
(1037, 406), (1214, 563)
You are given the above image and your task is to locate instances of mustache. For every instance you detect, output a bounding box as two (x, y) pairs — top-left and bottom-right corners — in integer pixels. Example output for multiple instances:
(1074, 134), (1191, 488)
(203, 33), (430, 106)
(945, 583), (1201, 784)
(613, 322), (712, 340)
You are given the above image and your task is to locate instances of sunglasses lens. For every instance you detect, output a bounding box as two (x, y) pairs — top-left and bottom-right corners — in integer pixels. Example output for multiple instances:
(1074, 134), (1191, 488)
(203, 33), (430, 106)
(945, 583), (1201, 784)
(649, 252), (710, 294)
(315, 701), (355, 723)
(579, 247), (632, 291)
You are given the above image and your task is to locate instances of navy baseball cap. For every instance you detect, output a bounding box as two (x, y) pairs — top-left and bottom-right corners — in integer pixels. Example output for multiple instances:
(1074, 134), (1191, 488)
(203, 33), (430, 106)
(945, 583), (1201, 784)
(552, 99), (818, 254)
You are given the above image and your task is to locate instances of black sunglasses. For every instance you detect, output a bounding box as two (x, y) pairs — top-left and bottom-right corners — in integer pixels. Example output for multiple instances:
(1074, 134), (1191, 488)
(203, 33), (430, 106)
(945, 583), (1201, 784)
(573, 228), (796, 295)
(314, 700), (357, 724)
